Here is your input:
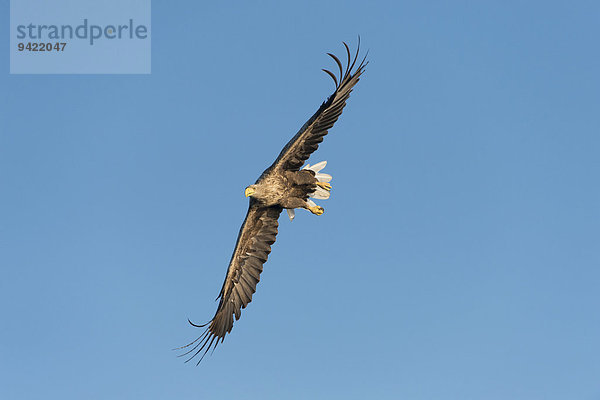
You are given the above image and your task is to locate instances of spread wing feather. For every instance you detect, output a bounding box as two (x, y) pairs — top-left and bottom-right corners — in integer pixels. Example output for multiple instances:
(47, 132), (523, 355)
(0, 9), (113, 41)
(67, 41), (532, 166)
(269, 41), (368, 172)
(178, 201), (282, 364)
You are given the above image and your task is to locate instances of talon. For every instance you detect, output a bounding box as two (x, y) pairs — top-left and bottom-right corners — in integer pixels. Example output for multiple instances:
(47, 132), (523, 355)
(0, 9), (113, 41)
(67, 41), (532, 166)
(316, 182), (331, 191)
(308, 206), (324, 216)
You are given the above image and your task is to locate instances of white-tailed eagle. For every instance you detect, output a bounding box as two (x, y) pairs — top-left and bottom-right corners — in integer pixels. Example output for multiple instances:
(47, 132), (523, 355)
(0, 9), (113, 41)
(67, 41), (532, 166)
(178, 41), (367, 364)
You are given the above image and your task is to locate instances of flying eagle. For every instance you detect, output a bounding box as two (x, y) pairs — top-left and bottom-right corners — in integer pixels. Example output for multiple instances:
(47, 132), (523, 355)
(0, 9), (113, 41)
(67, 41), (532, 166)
(178, 41), (367, 363)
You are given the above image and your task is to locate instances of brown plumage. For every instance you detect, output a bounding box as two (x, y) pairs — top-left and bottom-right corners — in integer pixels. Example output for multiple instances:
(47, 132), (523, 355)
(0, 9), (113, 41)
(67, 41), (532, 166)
(178, 41), (367, 364)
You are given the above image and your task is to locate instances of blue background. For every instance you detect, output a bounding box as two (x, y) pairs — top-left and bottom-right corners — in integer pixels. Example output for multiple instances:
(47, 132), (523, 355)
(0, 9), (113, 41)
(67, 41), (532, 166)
(1, 1), (599, 399)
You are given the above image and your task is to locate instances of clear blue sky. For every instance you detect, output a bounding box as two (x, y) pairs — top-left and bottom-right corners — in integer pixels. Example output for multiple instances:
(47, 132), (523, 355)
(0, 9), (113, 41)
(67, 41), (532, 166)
(1, 1), (599, 399)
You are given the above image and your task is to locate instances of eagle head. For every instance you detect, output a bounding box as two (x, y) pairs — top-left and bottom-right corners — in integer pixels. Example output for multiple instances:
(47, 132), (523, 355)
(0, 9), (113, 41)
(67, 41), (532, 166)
(244, 185), (257, 198)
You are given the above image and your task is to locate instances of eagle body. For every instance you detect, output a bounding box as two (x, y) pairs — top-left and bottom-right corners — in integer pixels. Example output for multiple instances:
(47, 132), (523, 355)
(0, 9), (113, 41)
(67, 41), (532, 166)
(250, 169), (318, 209)
(179, 41), (367, 363)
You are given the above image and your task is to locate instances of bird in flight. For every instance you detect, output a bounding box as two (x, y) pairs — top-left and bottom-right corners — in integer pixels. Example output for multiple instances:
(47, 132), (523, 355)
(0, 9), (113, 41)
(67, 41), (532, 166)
(178, 41), (367, 364)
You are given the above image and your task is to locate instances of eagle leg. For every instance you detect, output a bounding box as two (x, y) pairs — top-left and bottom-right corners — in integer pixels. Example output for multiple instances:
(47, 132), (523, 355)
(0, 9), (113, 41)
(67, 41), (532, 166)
(316, 182), (331, 191)
(307, 205), (324, 215)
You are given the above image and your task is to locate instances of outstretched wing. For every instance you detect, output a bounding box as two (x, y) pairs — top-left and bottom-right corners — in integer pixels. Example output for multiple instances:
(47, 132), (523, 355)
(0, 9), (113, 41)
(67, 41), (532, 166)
(179, 200), (282, 364)
(269, 41), (368, 172)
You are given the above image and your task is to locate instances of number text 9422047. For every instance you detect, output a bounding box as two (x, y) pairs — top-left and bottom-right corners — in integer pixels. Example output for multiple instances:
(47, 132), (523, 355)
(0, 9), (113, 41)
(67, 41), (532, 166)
(17, 42), (67, 52)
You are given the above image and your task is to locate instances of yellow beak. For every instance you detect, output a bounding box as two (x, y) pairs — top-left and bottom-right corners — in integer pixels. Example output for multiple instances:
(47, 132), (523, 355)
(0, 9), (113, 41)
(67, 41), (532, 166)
(245, 187), (255, 197)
